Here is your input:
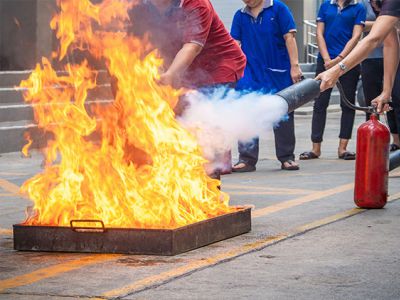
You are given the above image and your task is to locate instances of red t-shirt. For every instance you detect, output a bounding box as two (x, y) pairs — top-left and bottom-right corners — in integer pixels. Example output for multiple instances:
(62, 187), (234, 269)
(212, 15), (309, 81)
(179, 0), (246, 88)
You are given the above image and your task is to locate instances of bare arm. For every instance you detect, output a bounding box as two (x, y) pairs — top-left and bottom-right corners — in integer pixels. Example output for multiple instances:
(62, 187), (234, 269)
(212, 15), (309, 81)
(284, 32), (302, 83)
(158, 42), (203, 86)
(383, 28), (399, 97)
(339, 25), (364, 57)
(324, 25), (364, 69)
(372, 27), (400, 111)
(364, 21), (374, 32)
(317, 15), (399, 93)
(316, 22), (330, 63)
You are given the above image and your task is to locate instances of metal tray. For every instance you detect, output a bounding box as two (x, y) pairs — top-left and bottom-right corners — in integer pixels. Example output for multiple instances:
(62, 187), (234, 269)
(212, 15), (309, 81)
(13, 207), (251, 255)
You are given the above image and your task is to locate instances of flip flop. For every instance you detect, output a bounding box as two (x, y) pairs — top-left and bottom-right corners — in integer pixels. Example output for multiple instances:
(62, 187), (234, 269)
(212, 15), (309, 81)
(281, 160), (300, 171)
(299, 151), (319, 160)
(338, 151), (356, 160)
(232, 162), (256, 173)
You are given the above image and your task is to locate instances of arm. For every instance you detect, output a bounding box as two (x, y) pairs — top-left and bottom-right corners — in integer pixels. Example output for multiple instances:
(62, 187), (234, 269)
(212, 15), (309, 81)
(159, 4), (212, 87)
(158, 42), (203, 86)
(364, 20), (374, 32)
(231, 11), (242, 46)
(324, 25), (364, 69)
(372, 27), (400, 112)
(317, 15), (399, 92)
(382, 28), (400, 95)
(316, 22), (331, 66)
(284, 32), (302, 83)
(339, 25), (364, 57)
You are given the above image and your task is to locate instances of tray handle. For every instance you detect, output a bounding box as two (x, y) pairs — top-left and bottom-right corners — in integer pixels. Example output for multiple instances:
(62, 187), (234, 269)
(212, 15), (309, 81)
(70, 220), (106, 233)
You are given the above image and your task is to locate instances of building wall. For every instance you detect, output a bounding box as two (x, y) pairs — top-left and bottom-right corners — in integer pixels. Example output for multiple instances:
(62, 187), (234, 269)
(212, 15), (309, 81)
(210, 0), (243, 31)
(0, 0), (320, 70)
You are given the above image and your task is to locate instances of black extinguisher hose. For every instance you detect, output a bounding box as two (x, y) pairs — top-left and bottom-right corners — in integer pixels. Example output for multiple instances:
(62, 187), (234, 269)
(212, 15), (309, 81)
(336, 81), (376, 113)
(336, 81), (400, 171)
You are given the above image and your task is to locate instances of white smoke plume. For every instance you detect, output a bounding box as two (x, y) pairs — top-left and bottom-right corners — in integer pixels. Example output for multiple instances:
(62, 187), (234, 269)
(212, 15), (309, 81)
(178, 88), (289, 164)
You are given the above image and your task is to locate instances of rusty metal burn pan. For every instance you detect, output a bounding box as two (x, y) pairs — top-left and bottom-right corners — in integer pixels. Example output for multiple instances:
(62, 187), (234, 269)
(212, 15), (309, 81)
(13, 207), (251, 255)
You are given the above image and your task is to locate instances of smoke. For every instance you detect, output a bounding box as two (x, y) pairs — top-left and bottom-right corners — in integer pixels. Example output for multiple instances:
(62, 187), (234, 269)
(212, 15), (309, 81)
(178, 88), (289, 162)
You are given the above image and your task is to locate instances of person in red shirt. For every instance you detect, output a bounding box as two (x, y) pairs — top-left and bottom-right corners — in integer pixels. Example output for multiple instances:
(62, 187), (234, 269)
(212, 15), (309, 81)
(129, 0), (246, 89)
(128, 0), (246, 174)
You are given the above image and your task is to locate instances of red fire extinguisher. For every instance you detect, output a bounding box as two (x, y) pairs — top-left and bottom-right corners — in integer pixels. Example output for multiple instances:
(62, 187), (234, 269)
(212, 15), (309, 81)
(337, 83), (390, 209)
(354, 113), (390, 208)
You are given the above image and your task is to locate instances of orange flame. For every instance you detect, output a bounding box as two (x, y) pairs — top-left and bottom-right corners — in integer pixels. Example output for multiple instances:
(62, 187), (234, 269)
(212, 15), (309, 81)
(22, 132), (33, 158)
(19, 0), (233, 229)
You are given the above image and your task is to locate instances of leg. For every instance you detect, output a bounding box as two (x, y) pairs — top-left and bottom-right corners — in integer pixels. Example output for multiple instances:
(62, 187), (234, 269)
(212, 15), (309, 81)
(309, 59), (333, 157)
(361, 58), (384, 121)
(338, 65), (360, 158)
(274, 112), (298, 168)
(389, 66), (400, 150)
(386, 109), (400, 149)
(386, 65), (399, 141)
(232, 138), (259, 172)
(362, 60), (399, 149)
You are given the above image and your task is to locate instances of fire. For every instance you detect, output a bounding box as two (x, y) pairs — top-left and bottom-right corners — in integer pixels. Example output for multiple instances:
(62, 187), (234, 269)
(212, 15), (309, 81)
(19, 0), (232, 229)
(22, 132), (33, 158)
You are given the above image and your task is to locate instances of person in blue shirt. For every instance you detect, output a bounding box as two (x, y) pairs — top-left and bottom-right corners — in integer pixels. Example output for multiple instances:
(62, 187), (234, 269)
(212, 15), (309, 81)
(230, 0), (302, 172)
(300, 0), (366, 161)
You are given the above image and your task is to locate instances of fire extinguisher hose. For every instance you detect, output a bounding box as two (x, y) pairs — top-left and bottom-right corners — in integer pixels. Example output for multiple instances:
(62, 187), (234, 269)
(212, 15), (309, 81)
(336, 81), (376, 113)
(336, 81), (400, 171)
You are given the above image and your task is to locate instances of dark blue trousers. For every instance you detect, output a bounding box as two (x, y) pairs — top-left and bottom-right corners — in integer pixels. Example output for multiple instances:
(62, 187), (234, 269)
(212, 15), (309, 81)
(361, 59), (400, 135)
(361, 58), (383, 121)
(311, 58), (360, 143)
(388, 67), (400, 135)
(237, 111), (296, 166)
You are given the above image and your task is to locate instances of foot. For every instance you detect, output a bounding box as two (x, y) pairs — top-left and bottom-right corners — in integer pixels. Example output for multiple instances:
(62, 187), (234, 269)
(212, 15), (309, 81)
(299, 151), (319, 160)
(232, 162), (256, 173)
(281, 160), (300, 171)
(338, 151), (356, 160)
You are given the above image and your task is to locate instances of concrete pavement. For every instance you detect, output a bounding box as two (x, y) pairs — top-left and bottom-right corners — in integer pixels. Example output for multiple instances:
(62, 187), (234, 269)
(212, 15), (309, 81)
(0, 112), (399, 299)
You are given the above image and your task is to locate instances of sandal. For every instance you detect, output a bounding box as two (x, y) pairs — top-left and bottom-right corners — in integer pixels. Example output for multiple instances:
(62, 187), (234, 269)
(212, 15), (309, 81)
(390, 144), (400, 152)
(338, 151), (356, 160)
(299, 151), (319, 160)
(281, 160), (300, 171)
(232, 162), (256, 173)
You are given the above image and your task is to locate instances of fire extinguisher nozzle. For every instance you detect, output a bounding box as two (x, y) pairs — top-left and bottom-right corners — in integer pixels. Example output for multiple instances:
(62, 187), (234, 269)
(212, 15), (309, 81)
(276, 79), (321, 113)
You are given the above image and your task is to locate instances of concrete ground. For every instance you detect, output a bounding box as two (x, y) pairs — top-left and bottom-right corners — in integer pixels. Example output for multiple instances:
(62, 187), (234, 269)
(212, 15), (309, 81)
(0, 111), (399, 299)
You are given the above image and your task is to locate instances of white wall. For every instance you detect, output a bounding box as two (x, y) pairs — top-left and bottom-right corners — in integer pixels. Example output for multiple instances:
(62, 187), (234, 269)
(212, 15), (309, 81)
(210, 0), (243, 31)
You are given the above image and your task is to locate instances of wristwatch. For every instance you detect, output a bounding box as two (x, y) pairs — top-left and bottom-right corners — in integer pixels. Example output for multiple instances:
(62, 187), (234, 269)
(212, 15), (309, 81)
(338, 61), (347, 72)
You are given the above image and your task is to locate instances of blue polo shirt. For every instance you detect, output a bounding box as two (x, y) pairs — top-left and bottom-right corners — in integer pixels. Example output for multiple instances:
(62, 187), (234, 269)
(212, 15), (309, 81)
(231, 0), (296, 93)
(317, 0), (366, 59)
